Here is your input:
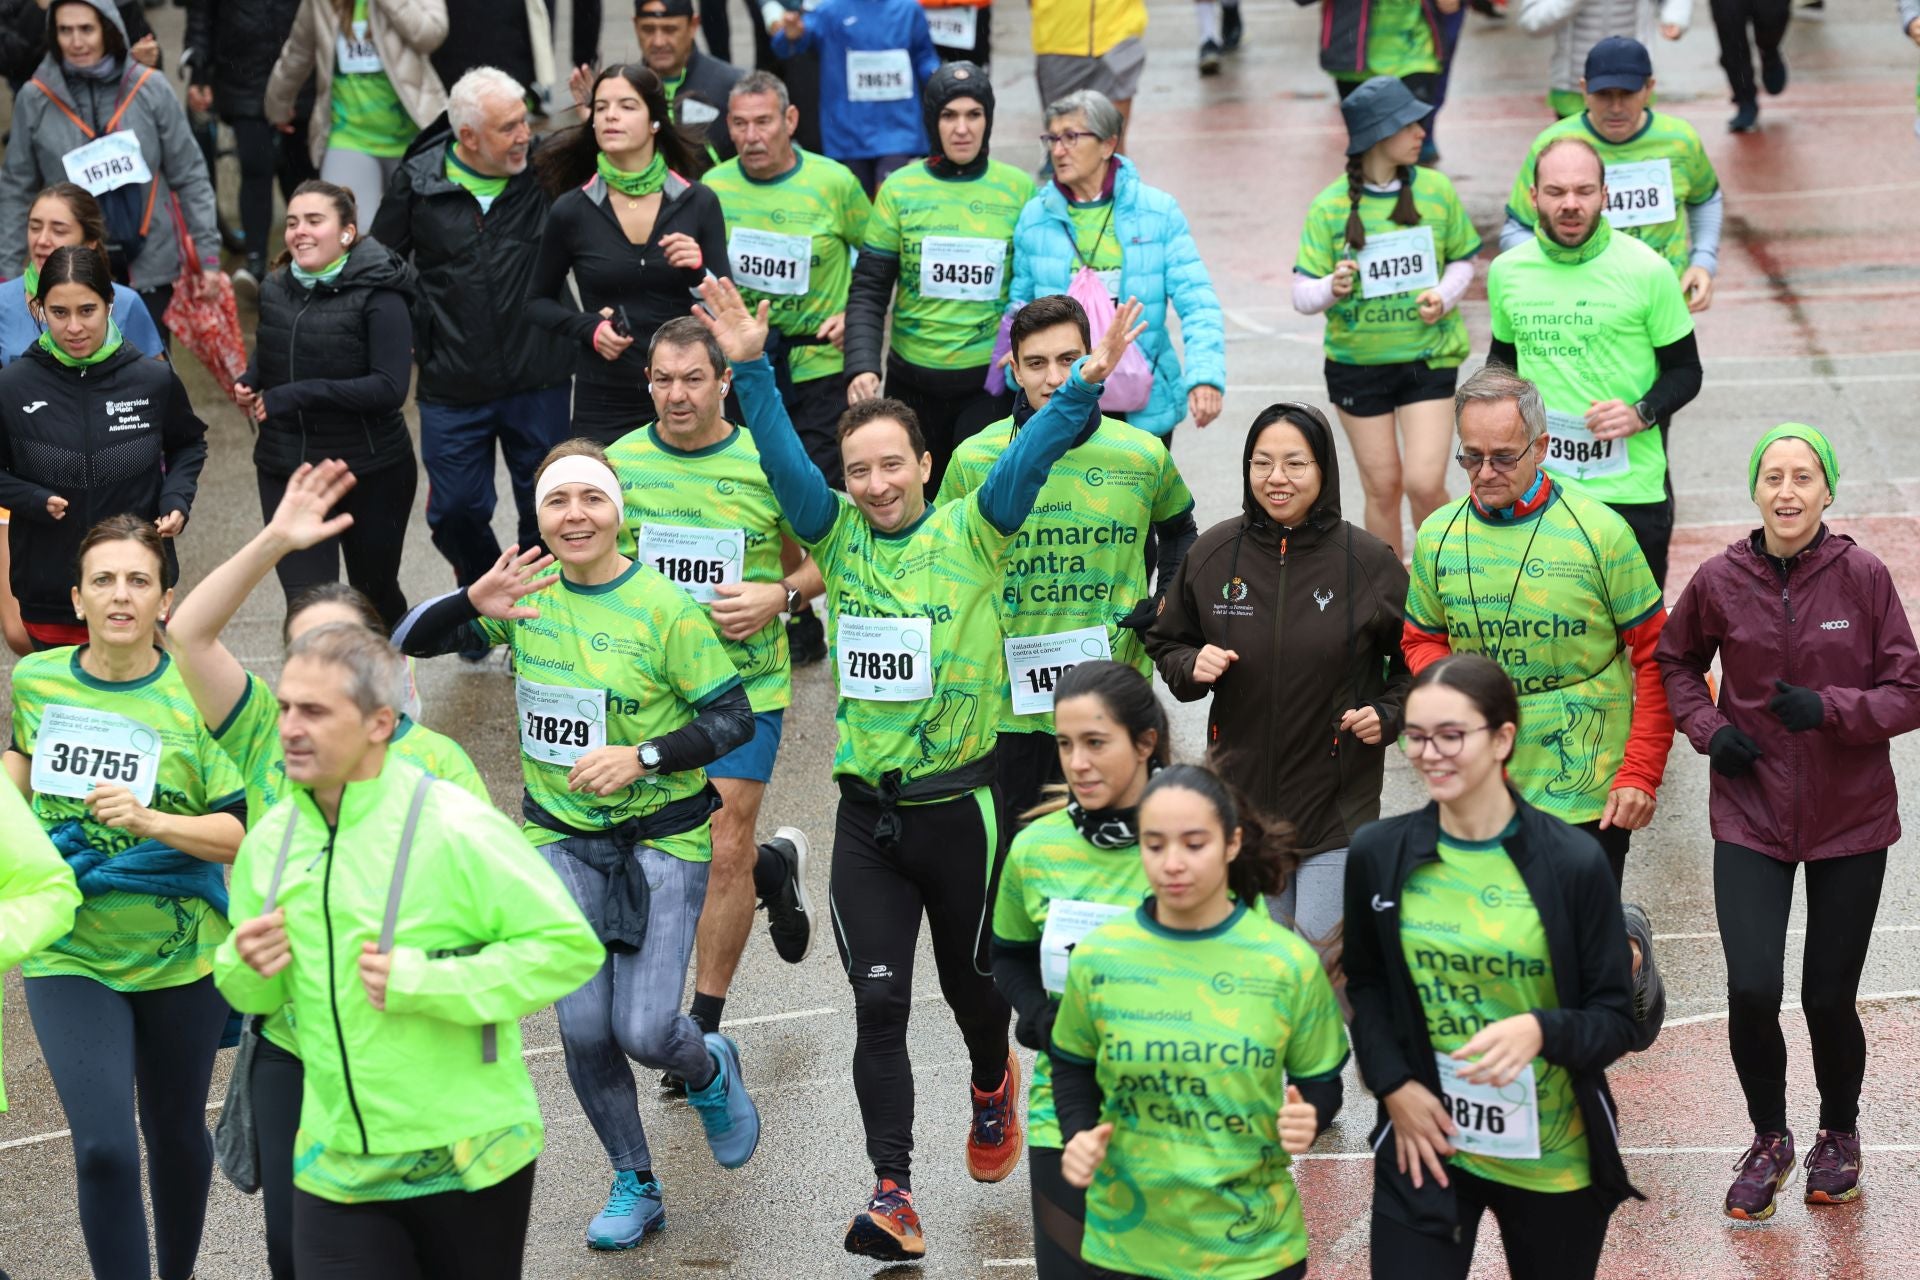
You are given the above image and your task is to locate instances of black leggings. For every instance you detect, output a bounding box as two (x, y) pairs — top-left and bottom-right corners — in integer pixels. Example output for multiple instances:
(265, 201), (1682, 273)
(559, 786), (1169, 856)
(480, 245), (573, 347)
(292, 1163), (537, 1279)
(1709, 0), (1790, 104)
(829, 784), (1012, 1187)
(1369, 1169), (1613, 1280)
(230, 115), (317, 272)
(253, 1036), (306, 1280)
(258, 455), (417, 629)
(884, 352), (1012, 498)
(23, 975), (231, 1280)
(1030, 1145), (1094, 1279)
(1715, 840), (1887, 1134)
(1575, 819), (1631, 889)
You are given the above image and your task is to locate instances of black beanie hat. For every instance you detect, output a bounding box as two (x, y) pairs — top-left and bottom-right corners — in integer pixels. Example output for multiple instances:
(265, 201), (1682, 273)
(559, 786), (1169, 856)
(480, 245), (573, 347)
(922, 61), (995, 167)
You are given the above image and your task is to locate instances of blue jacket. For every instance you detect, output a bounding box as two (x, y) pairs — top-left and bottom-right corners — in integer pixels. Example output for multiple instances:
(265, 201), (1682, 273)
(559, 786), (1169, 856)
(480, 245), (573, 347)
(0, 276), (165, 366)
(1010, 157), (1226, 438)
(771, 0), (939, 162)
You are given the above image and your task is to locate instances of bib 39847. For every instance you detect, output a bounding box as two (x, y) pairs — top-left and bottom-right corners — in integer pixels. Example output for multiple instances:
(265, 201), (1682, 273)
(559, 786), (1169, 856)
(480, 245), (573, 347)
(836, 614), (933, 701)
(516, 676), (607, 766)
(919, 236), (1005, 302)
(846, 48), (913, 101)
(1355, 226), (1438, 300)
(638, 522), (745, 604)
(30, 704), (161, 806)
(728, 227), (811, 296)
(1602, 159), (1675, 231)
(1005, 625), (1111, 716)
(61, 130), (151, 198)
(336, 21), (384, 75)
(1434, 1051), (1542, 1160)
(1544, 409), (1630, 482)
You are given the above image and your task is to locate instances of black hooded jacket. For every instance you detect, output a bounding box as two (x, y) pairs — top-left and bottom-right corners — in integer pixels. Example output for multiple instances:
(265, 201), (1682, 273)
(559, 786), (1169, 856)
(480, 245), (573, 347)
(1145, 406), (1411, 856)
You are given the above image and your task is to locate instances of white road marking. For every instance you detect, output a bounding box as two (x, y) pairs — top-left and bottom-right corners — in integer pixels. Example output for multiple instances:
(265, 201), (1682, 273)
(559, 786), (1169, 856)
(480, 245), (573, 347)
(1653, 923), (1920, 942)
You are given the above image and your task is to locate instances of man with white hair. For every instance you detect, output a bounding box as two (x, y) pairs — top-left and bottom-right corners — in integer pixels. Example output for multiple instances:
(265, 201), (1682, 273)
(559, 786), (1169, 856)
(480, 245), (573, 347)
(371, 65), (577, 627)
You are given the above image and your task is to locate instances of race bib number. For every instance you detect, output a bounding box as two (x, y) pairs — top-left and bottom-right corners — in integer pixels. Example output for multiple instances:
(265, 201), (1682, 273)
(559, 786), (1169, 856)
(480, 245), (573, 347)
(31, 704), (161, 806)
(1005, 625), (1112, 717)
(678, 97), (720, 126)
(1544, 409), (1630, 482)
(836, 614), (933, 701)
(516, 677), (607, 766)
(1434, 1051), (1542, 1160)
(846, 48), (913, 101)
(1040, 899), (1130, 993)
(1094, 267), (1122, 300)
(919, 236), (1006, 301)
(60, 131), (151, 198)
(639, 523), (745, 604)
(924, 5), (978, 47)
(728, 227), (811, 296)
(1355, 226), (1438, 299)
(336, 21), (383, 75)
(1603, 158), (1675, 230)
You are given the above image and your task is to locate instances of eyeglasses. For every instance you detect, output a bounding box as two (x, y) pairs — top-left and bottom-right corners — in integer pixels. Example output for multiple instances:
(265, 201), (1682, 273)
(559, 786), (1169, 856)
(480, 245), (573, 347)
(1249, 458), (1316, 481)
(1455, 451), (1527, 474)
(1039, 130), (1099, 149)
(1400, 725), (1494, 758)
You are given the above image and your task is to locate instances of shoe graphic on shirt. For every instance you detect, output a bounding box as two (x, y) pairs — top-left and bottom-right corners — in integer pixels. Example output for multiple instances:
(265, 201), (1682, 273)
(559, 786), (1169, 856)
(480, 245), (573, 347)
(1224, 1146), (1284, 1243)
(1541, 700), (1606, 803)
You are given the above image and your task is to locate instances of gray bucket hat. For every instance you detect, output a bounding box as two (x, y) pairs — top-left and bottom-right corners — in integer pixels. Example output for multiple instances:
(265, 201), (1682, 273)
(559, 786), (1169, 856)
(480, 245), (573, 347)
(1340, 75), (1433, 156)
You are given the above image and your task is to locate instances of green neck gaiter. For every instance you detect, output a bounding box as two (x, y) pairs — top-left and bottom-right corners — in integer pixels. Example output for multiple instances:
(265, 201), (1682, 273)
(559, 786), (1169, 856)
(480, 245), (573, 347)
(291, 253), (350, 290)
(597, 149), (668, 197)
(38, 318), (123, 368)
(1534, 211), (1613, 265)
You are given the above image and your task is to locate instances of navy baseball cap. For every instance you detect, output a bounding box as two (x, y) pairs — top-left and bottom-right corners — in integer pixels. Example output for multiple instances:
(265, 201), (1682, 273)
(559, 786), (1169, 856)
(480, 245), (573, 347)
(1584, 36), (1653, 92)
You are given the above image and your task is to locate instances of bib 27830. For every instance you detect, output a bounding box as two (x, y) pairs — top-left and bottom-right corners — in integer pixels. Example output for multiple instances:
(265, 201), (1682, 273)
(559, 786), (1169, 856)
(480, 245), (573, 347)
(836, 614), (933, 701)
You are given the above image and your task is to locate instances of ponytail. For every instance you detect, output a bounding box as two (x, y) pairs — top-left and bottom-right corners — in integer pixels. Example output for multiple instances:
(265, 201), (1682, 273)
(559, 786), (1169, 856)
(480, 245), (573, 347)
(1140, 763), (1299, 904)
(1392, 163), (1421, 228)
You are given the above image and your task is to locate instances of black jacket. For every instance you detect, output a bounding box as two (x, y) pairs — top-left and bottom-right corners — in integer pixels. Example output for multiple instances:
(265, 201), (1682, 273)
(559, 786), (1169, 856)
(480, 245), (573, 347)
(1343, 796), (1643, 1239)
(1145, 409), (1410, 855)
(673, 48), (744, 160)
(0, 342), (206, 622)
(245, 237), (417, 478)
(524, 171), (730, 403)
(183, 0), (301, 119)
(428, 0), (536, 91)
(372, 124), (576, 405)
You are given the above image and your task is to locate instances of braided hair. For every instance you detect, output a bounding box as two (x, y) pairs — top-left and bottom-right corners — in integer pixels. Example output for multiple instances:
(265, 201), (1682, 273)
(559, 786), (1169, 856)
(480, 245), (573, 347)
(1342, 153), (1423, 252)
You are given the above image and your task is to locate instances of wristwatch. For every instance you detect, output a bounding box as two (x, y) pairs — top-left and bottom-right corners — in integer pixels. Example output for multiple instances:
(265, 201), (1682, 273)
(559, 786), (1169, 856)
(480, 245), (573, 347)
(1632, 399), (1656, 431)
(637, 741), (664, 773)
(783, 580), (804, 613)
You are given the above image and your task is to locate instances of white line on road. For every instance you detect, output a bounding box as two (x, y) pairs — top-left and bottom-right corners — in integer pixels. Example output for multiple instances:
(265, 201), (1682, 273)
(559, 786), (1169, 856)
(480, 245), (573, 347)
(1653, 923), (1920, 942)
(1663, 989), (1920, 1029)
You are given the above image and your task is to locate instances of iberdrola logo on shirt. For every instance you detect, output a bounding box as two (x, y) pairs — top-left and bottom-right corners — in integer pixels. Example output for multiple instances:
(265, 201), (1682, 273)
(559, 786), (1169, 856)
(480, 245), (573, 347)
(1221, 577), (1249, 603)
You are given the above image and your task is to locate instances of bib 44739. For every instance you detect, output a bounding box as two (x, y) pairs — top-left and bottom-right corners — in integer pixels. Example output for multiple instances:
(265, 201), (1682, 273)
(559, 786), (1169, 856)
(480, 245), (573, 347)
(836, 615), (933, 701)
(31, 704), (161, 806)
(1005, 625), (1111, 716)
(516, 676), (608, 766)
(638, 523), (745, 604)
(1544, 409), (1630, 481)
(1355, 226), (1439, 300)
(1434, 1051), (1542, 1160)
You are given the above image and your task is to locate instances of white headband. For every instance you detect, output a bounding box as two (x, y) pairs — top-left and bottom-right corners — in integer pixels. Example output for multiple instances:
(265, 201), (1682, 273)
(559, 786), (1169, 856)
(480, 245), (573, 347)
(535, 455), (624, 510)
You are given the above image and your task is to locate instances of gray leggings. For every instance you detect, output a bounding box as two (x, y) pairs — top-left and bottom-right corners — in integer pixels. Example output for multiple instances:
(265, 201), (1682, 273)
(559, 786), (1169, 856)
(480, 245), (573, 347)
(1270, 845), (1348, 957)
(319, 147), (402, 232)
(542, 834), (713, 1174)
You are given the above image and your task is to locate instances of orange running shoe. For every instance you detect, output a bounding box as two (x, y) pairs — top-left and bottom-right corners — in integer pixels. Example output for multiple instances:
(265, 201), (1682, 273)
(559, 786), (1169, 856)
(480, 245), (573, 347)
(843, 1178), (925, 1260)
(966, 1052), (1024, 1183)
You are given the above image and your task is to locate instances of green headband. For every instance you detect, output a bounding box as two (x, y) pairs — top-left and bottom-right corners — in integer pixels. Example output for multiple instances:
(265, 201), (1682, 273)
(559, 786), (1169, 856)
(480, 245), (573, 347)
(1748, 423), (1838, 498)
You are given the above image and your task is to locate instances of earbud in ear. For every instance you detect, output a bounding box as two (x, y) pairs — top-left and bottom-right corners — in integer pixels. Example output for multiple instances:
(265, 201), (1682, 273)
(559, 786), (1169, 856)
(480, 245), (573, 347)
(340, 234), (351, 246)
(651, 121), (660, 132)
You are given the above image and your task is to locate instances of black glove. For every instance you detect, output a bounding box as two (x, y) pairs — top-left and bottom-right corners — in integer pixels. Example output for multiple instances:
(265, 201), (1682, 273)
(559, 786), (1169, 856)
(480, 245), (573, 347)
(1117, 596), (1158, 635)
(1767, 679), (1825, 733)
(1708, 725), (1764, 777)
(1013, 998), (1059, 1054)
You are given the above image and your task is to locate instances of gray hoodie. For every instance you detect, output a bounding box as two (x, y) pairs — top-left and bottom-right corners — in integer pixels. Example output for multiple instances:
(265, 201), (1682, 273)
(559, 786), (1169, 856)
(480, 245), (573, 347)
(0, 1), (218, 289)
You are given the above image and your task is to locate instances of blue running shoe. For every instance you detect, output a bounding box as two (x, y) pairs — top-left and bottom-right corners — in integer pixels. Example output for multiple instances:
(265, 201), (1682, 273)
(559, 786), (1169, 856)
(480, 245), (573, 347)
(688, 1033), (761, 1169)
(586, 1170), (665, 1250)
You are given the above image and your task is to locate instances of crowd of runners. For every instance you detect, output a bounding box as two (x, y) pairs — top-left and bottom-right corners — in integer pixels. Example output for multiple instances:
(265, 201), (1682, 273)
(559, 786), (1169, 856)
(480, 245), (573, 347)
(0, 0), (1917, 1277)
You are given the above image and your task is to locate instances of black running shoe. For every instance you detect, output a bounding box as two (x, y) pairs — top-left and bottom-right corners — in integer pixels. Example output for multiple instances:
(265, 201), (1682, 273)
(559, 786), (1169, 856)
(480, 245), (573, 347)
(1198, 38), (1222, 75)
(1729, 101), (1760, 133)
(786, 609), (827, 666)
(761, 827), (814, 963)
(1221, 3), (1243, 50)
(658, 1070), (688, 1098)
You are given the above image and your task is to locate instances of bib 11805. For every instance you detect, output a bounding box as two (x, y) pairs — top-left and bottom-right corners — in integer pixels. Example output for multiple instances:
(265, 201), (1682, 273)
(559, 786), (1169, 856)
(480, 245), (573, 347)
(639, 523), (745, 604)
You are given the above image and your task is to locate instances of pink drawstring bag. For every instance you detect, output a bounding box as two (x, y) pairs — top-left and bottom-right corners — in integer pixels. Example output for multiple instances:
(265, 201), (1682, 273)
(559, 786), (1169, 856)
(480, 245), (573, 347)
(1068, 266), (1151, 412)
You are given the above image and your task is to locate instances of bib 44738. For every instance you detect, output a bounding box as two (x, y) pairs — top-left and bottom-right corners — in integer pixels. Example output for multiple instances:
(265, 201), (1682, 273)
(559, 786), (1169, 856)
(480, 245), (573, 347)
(1005, 625), (1111, 716)
(1434, 1051), (1542, 1160)
(1355, 226), (1439, 300)
(1602, 159), (1675, 231)
(639, 522), (745, 604)
(1544, 409), (1630, 481)
(61, 131), (151, 198)
(516, 676), (608, 766)
(836, 615), (933, 701)
(31, 704), (161, 806)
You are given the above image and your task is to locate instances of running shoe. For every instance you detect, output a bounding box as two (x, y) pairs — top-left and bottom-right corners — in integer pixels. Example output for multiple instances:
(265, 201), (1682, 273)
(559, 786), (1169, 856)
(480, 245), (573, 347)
(1761, 49), (1788, 94)
(1221, 2), (1244, 50)
(1621, 902), (1666, 1052)
(1804, 1129), (1863, 1204)
(1729, 102), (1760, 133)
(687, 1033), (761, 1169)
(657, 1069), (687, 1098)
(1725, 1130), (1796, 1220)
(786, 609), (827, 666)
(844, 1178), (926, 1260)
(1198, 38), (1222, 76)
(965, 1052), (1024, 1183)
(762, 827), (815, 963)
(587, 1170), (665, 1250)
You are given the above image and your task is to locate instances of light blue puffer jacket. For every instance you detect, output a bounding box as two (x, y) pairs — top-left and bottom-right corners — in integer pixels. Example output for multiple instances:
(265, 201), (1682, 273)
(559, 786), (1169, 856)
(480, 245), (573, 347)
(1010, 157), (1226, 438)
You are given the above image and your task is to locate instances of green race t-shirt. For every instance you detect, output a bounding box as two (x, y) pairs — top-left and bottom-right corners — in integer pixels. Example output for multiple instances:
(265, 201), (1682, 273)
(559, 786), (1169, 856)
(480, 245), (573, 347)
(937, 416), (1194, 733)
(293, 1121), (541, 1204)
(12, 649), (246, 992)
(1400, 822), (1591, 1193)
(1295, 166), (1480, 368)
(329, 0), (416, 159)
(805, 494), (1014, 784)
(1067, 197), (1124, 298)
(1506, 111), (1720, 276)
(704, 149), (871, 383)
(609, 423), (798, 713)
(863, 158), (1034, 369)
(1051, 901), (1349, 1280)
(468, 561), (743, 860)
(1486, 221), (1695, 505)
(991, 807), (1151, 1149)
(1406, 484), (1662, 824)
(1334, 0), (1440, 80)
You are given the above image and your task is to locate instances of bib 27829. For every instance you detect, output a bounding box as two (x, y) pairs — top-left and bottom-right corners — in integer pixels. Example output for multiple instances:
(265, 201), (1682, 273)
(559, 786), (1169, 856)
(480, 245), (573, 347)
(516, 676), (608, 766)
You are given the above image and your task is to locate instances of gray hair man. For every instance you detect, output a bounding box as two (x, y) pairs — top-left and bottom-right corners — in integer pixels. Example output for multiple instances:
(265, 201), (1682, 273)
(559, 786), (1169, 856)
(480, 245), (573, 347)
(370, 67), (577, 626)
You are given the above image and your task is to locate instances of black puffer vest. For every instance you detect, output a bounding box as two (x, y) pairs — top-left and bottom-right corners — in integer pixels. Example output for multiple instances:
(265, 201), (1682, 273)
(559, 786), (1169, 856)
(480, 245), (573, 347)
(252, 237), (415, 477)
